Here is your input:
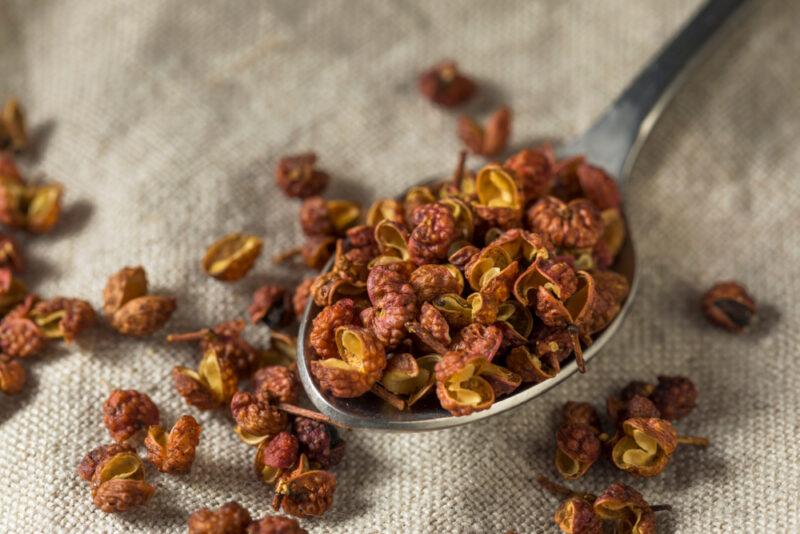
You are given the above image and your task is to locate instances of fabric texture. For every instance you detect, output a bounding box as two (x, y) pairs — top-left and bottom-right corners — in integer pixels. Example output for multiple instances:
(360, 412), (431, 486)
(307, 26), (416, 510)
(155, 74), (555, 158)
(1, 0), (798, 532)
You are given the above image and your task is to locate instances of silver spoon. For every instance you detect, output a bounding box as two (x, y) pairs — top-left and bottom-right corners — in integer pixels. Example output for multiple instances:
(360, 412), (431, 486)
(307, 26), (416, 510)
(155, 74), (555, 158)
(296, 0), (747, 431)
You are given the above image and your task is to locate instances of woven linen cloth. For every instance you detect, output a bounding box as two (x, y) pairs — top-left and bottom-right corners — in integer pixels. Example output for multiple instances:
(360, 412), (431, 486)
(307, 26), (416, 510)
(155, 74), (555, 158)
(1, 0), (799, 532)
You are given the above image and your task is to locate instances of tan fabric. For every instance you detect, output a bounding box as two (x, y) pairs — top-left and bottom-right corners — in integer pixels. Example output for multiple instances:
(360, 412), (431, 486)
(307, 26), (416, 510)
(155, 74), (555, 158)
(1, 0), (798, 532)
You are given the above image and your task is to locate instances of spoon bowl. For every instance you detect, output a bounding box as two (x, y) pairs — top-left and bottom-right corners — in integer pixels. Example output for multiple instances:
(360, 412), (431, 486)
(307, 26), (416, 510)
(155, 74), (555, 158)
(295, 0), (746, 431)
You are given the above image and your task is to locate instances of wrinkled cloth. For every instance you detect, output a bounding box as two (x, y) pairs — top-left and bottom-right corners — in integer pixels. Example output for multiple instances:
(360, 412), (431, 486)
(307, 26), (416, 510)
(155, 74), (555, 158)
(1, 1), (798, 532)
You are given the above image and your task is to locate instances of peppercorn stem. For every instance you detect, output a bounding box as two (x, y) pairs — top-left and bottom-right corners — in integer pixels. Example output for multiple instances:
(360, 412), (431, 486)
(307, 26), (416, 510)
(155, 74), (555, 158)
(370, 383), (406, 411)
(536, 475), (595, 502)
(677, 435), (710, 447)
(273, 247), (302, 264)
(276, 402), (351, 431)
(405, 321), (449, 355)
(166, 329), (210, 343)
(451, 150), (467, 189)
(568, 329), (586, 373)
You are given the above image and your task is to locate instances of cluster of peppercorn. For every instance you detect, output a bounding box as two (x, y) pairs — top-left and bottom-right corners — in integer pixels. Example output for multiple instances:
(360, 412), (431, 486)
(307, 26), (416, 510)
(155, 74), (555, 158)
(537, 476), (672, 534)
(78, 389), (201, 512)
(172, 230), (345, 520)
(282, 138), (630, 416)
(188, 501), (306, 534)
(0, 99), (95, 399)
(166, 313), (344, 519)
(540, 376), (707, 533)
(554, 376), (707, 482)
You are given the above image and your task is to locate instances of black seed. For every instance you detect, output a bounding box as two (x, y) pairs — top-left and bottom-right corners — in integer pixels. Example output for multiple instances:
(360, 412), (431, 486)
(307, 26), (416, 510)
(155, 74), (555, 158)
(715, 299), (754, 329)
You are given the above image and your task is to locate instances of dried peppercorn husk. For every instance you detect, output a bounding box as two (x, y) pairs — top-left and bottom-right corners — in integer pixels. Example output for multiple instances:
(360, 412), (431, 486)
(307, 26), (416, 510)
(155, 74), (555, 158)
(505, 345), (560, 383)
(554, 496), (602, 534)
(102, 389), (160, 443)
(247, 515), (307, 534)
(418, 302), (451, 348)
(701, 280), (756, 332)
(258, 332), (297, 368)
(188, 501), (252, 534)
(292, 277), (315, 318)
(649, 375), (698, 421)
(294, 416), (346, 469)
(173, 348), (239, 410)
(275, 152), (329, 199)
(0, 233), (24, 272)
(249, 285), (293, 328)
(309, 298), (356, 360)
(88, 450), (155, 513)
(380, 353), (420, 394)
(364, 262), (417, 347)
(0, 99), (27, 152)
(582, 271), (629, 335)
(0, 304), (45, 358)
(410, 263), (464, 303)
(144, 415), (201, 473)
(495, 300), (533, 347)
(513, 258), (578, 307)
(450, 322), (503, 362)
(309, 326), (386, 398)
(555, 422), (602, 480)
(0, 354), (26, 394)
(111, 294), (176, 336)
(488, 228), (552, 263)
(430, 293), (473, 329)
(458, 106), (511, 157)
(29, 297), (95, 342)
(273, 454), (337, 518)
(599, 208), (626, 262)
(0, 177), (64, 233)
(473, 165), (522, 228)
(275, 235), (337, 270)
(526, 196), (604, 249)
(503, 145), (556, 204)
(607, 395), (661, 428)
(254, 436), (286, 484)
(439, 196), (475, 241)
(103, 266), (148, 317)
(257, 431), (299, 470)
(576, 164), (621, 211)
(309, 270), (366, 306)
(168, 320), (260, 378)
(593, 482), (656, 534)
(231, 391), (289, 445)
(26, 182), (64, 233)
(434, 351), (496, 416)
(559, 402), (598, 430)
(465, 244), (513, 292)
(418, 60), (476, 107)
(78, 443), (137, 483)
(203, 233), (263, 281)
(374, 219), (411, 261)
(403, 185), (436, 224)
(610, 417), (678, 477)
(299, 197), (360, 237)
(447, 241), (480, 272)
(254, 365), (299, 405)
(0, 152), (22, 183)
(407, 202), (458, 266)
(366, 198), (405, 227)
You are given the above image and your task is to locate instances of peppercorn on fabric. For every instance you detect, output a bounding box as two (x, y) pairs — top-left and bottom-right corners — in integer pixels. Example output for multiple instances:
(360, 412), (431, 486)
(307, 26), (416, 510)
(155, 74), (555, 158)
(1, 0), (799, 532)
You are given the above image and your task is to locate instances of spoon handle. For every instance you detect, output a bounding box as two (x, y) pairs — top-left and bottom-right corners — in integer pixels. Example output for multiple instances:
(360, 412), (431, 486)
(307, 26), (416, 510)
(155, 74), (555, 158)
(562, 0), (748, 181)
